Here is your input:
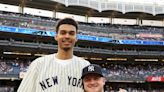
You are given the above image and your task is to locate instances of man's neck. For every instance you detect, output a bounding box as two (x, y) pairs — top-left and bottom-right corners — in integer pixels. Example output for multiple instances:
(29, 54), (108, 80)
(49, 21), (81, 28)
(56, 49), (73, 60)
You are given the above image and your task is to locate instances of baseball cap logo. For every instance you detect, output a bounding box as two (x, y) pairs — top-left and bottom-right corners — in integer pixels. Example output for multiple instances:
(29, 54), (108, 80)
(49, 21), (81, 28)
(88, 65), (94, 72)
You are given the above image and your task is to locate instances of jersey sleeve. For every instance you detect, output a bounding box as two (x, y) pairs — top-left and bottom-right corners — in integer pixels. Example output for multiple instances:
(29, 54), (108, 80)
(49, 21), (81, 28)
(17, 59), (39, 92)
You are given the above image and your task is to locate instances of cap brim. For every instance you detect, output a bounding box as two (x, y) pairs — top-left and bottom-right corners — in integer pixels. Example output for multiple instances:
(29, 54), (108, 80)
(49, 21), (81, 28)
(81, 72), (103, 79)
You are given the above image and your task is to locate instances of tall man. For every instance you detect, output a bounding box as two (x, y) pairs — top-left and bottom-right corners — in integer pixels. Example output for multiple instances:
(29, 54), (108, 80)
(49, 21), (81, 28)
(17, 18), (90, 92)
(82, 64), (106, 92)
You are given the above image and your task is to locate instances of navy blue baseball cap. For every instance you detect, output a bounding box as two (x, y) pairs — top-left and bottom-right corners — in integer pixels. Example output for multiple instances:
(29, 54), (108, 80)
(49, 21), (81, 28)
(82, 64), (104, 79)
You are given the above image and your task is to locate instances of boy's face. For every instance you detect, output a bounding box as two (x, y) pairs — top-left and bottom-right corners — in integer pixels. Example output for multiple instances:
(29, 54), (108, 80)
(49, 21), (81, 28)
(83, 74), (105, 92)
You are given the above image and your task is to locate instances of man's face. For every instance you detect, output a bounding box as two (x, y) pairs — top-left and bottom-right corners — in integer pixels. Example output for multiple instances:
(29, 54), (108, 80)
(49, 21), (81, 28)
(83, 74), (105, 92)
(55, 24), (77, 51)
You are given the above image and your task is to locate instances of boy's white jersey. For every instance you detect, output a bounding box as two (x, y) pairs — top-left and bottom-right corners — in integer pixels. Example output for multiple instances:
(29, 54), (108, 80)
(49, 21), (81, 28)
(17, 54), (90, 92)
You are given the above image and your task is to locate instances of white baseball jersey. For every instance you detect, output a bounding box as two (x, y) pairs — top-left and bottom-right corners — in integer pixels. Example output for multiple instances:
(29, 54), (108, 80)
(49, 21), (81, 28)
(17, 54), (90, 92)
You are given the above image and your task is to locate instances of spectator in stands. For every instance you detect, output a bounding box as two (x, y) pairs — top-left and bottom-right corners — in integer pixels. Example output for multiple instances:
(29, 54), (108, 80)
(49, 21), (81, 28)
(118, 88), (127, 92)
(82, 64), (106, 92)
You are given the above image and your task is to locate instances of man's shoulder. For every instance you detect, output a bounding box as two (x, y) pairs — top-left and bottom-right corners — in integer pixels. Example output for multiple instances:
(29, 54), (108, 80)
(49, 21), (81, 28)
(74, 56), (90, 65)
(33, 54), (55, 63)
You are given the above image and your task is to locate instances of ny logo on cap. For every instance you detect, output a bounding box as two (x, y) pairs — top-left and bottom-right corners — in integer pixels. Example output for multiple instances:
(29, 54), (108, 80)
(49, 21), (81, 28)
(88, 65), (94, 72)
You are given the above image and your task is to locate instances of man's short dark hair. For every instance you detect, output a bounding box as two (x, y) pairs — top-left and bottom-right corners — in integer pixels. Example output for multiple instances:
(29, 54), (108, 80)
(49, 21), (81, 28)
(55, 18), (78, 33)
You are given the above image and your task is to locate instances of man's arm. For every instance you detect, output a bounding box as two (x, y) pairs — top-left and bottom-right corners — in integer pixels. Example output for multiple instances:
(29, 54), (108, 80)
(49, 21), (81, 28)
(17, 60), (38, 92)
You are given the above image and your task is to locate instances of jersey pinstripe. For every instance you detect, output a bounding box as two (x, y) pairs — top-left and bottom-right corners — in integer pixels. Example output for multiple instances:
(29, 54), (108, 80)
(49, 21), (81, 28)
(17, 54), (90, 92)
